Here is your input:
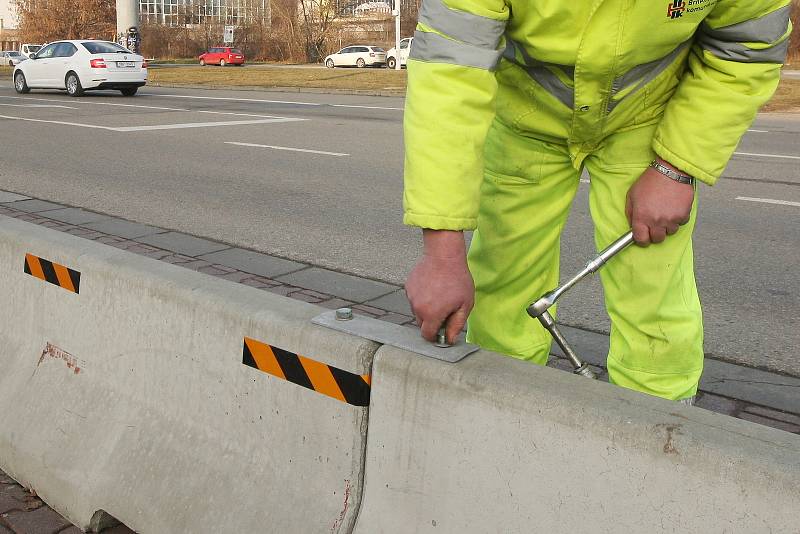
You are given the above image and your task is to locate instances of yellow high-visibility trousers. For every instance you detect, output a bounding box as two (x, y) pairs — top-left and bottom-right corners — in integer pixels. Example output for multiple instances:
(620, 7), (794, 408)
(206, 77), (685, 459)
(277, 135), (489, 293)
(466, 119), (703, 401)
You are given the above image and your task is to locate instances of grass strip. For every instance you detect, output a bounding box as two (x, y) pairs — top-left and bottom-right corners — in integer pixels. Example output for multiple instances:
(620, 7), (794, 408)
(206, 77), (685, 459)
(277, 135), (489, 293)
(148, 65), (407, 93)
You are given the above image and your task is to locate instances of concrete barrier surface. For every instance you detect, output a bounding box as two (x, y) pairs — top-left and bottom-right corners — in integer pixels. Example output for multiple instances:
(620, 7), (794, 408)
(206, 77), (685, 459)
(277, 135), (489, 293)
(0, 217), (377, 533)
(354, 346), (800, 533)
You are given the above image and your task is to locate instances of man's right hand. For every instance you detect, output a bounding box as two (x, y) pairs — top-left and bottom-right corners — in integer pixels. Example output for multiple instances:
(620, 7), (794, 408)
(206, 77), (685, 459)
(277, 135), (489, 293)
(405, 229), (475, 345)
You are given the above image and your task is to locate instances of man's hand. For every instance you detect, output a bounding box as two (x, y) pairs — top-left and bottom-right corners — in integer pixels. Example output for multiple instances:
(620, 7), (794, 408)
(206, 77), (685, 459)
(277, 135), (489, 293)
(626, 159), (695, 246)
(405, 229), (475, 344)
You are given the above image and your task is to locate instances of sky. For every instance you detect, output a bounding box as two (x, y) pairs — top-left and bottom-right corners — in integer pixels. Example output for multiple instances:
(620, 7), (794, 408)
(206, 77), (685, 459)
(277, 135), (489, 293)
(0, 0), (16, 29)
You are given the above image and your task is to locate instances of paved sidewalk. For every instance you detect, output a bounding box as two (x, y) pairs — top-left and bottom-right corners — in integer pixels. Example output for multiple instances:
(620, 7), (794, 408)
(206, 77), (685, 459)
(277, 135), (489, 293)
(0, 189), (798, 532)
(0, 470), (133, 533)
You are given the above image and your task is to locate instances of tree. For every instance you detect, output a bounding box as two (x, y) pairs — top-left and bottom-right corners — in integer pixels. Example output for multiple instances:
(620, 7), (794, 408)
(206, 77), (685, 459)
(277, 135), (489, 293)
(14, 0), (116, 44)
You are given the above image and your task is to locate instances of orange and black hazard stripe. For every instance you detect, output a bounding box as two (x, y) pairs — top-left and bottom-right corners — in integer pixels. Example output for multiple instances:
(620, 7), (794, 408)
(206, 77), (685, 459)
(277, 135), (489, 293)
(24, 253), (80, 294)
(243, 337), (371, 407)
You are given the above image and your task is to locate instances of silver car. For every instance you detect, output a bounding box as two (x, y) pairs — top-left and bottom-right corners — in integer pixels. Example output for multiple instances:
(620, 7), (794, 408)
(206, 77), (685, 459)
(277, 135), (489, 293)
(0, 51), (25, 66)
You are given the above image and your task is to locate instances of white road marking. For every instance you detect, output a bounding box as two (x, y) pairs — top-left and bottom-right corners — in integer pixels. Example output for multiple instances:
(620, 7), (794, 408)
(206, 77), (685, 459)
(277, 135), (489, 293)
(736, 196), (800, 207)
(225, 141), (349, 156)
(580, 178), (590, 184)
(0, 95), (190, 111)
(746, 129), (769, 133)
(113, 118), (305, 131)
(0, 113), (304, 131)
(144, 93), (403, 111)
(0, 114), (116, 130)
(0, 103), (77, 109)
(0, 95), (296, 118)
(734, 151), (800, 160)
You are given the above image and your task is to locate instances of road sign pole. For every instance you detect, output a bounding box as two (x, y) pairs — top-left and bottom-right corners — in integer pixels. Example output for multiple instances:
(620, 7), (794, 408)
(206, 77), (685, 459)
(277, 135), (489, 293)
(393, 0), (401, 70)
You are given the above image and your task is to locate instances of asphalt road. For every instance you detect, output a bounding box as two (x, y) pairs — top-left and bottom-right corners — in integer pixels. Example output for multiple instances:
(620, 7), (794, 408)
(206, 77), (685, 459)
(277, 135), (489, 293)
(0, 84), (797, 376)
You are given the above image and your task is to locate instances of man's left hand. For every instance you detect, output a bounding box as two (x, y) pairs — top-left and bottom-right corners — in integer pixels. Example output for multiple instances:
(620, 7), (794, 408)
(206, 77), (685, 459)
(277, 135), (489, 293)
(625, 161), (695, 246)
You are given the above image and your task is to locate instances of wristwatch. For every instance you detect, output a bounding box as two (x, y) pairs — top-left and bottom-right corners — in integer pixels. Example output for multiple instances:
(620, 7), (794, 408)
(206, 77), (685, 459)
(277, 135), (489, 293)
(649, 160), (695, 186)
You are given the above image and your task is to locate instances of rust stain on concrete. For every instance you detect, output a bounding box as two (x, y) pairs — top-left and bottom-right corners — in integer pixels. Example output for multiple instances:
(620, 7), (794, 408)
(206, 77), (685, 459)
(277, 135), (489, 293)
(37, 343), (83, 375)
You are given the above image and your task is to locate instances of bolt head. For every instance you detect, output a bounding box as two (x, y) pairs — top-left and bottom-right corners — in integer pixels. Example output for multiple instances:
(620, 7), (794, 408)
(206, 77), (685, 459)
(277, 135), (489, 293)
(335, 307), (353, 321)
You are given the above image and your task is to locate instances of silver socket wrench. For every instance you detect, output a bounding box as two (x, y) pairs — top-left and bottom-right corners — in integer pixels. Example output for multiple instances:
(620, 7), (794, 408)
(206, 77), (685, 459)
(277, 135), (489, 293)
(526, 231), (635, 379)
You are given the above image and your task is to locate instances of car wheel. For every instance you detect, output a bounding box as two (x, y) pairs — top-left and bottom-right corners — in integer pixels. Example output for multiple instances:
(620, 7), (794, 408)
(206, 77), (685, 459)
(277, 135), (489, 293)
(200, 58), (205, 66)
(325, 59), (334, 68)
(14, 71), (30, 94)
(220, 59), (226, 67)
(120, 87), (138, 96)
(356, 58), (365, 68)
(387, 57), (396, 69)
(65, 72), (84, 97)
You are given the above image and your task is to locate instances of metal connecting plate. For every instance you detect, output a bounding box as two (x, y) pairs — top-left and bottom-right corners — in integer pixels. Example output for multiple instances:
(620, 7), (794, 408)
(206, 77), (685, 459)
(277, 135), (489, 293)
(312, 310), (479, 363)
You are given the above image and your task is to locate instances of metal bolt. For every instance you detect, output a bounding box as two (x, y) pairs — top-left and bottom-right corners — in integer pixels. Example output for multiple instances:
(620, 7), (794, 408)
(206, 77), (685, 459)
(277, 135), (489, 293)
(335, 307), (353, 321)
(435, 327), (451, 348)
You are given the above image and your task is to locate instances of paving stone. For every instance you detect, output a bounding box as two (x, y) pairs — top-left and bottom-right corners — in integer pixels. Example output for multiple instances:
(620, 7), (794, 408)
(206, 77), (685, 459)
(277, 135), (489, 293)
(159, 253), (197, 265)
(364, 290), (412, 316)
(352, 304), (386, 316)
(1, 505), (71, 533)
(265, 285), (301, 297)
(317, 298), (357, 310)
(38, 208), (112, 225)
(353, 308), (382, 318)
(37, 220), (69, 229)
(136, 232), (230, 257)
(178, 260), (214, 272)
(198, 248), (306, 278)
(695, 392), (740, 416)
(289, 291), (323, 303)
(135, 249), (173, 260)
(700, 359), (800, 414)
(0, 494), (22, 514)
(82, 219), (165, 239)
(276, 267), (397, 302)
(547, 358), (577, 371)
(214, 271), (253, 283)
(197, 265), (231, 276)
(93, 236), (127, 245)
(742, 405), (800, 426)
(737, 412), (800, 434)
(123, 243), (160, 253)
(209, 264), (237, 274)
(63, 227), (95, 236)
(379, 312), (415, 325)
(57, 527), (83, 534)
(0, 192), (31, 203)
(0, 199), (63, 212)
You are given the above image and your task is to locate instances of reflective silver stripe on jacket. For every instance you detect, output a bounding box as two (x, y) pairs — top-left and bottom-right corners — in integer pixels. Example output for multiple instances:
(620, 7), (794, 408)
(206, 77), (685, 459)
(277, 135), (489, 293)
(502, 39), (575, 108)
(607, 40), (691, 113)
(696, 5), (791, 63)
(417, 0), (506, 49)
(410, 30), (504, 70)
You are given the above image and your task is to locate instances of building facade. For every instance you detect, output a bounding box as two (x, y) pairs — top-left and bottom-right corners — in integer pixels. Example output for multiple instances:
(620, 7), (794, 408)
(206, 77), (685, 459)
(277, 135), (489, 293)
(139, 0), (268, 26)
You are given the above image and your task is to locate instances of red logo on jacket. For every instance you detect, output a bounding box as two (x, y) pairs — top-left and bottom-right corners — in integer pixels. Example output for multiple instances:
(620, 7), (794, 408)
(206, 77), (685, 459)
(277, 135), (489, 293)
(667, 0), (686, 18)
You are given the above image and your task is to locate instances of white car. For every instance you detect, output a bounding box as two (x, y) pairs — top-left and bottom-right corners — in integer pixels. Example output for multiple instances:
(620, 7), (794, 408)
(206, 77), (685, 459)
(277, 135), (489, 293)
(13, 40), (147, 97)
(19, 44), (42, 59)
(324, 45), (386, 68)
(1, 51), (26, 67)
(386, 37), (413, 69)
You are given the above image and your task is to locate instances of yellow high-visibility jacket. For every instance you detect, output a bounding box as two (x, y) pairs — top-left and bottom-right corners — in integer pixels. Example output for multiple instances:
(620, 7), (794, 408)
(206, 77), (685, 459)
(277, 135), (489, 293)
(403, 0), (792, 230)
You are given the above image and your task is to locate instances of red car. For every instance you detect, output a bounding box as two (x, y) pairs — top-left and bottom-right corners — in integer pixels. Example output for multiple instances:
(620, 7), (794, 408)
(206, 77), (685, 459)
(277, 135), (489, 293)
(199, 47), (245, 67)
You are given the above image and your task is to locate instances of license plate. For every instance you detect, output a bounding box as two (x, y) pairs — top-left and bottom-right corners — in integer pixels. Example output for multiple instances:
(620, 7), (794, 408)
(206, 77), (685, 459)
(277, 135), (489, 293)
(117, 61), (135, 68)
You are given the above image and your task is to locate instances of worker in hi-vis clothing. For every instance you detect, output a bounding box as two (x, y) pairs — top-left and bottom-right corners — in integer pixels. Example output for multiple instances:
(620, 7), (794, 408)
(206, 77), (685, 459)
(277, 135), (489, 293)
(403, 0), (791, 403)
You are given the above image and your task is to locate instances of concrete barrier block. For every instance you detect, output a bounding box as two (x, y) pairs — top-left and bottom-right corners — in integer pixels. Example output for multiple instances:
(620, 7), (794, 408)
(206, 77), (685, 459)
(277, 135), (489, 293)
(355, 346), (800, 533)
(0, 217), (377, 533)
